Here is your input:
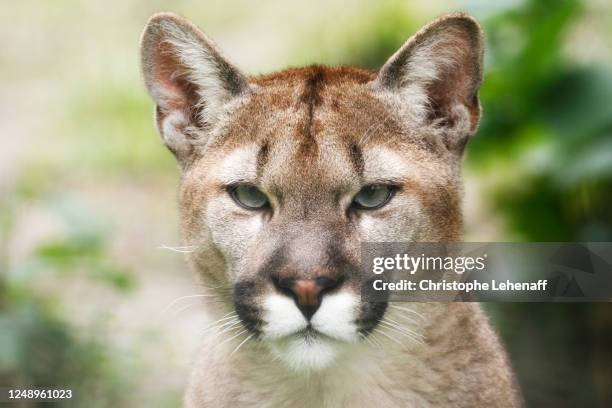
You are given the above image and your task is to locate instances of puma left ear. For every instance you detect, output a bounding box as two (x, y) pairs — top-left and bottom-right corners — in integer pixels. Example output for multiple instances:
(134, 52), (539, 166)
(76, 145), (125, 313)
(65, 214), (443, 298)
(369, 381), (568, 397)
(140, 12), (250, 166)
(373, 13), (484, 147)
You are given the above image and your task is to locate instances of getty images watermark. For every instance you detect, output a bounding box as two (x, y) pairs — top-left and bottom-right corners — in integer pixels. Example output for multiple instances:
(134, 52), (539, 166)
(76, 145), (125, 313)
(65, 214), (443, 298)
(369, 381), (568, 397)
(371, 252), (547, 293)
(362, 243), (612, 302)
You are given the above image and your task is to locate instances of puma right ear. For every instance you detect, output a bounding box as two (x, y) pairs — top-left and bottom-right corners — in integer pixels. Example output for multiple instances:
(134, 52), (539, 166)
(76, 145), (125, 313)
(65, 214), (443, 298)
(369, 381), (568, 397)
(373, 13), (484, 149)
(140, 12), (250, 165)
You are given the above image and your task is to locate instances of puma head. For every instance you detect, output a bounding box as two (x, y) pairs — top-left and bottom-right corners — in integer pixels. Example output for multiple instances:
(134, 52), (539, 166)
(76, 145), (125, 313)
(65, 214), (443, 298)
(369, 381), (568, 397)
(140, 12), (483, 370)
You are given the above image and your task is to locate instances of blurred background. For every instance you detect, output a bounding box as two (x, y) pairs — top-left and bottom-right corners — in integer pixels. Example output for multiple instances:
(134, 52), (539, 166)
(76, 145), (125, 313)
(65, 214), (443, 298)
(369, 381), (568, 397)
(1, 0), (612, 406)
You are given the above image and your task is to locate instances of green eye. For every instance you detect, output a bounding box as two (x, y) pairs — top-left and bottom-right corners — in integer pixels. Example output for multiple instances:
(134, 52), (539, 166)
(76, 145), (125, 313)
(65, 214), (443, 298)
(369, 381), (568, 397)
(352, 185), (394, 210)
(230, 184), (269, 209)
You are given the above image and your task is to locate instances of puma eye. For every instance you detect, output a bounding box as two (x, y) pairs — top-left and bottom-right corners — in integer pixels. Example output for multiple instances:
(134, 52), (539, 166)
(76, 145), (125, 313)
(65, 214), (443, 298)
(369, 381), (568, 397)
(352, 185), (395, 210)
(230, 184), (269, 210)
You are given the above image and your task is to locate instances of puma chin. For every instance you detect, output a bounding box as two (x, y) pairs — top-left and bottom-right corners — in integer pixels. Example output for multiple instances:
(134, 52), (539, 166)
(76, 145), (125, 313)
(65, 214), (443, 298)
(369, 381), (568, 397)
(141, 10), (522, 407)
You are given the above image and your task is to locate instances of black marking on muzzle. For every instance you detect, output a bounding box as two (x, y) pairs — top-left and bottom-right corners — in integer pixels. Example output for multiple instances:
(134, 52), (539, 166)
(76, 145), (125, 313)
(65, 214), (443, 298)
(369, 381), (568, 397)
(357, 276), (390, 335)
(233, 280), (263, 335)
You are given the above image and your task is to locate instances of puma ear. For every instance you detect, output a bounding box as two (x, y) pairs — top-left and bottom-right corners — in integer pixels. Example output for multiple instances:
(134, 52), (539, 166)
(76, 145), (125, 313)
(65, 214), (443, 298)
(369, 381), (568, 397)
(140, 12), (250, 165)
(373, 13), (484, 147)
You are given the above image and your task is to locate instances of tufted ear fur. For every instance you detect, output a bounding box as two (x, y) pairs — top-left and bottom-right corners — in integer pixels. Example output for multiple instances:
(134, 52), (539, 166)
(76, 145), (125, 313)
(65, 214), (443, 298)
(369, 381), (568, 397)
(140, 12), (250, 165)
(373, 13), (484, 151)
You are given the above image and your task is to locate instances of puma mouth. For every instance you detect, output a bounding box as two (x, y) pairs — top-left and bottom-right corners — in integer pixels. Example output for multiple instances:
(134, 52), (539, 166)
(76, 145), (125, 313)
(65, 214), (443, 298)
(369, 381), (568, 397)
(294, 326), (338, 342)
(268, 325), (345, 345)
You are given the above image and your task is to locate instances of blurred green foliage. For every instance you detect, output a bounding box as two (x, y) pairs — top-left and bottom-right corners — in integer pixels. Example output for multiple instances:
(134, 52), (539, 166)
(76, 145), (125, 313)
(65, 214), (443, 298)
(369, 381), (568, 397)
(0, 190), (135, 407)
(475, 0), (612, 241)
(294, 0), (421, 70)
(477, 1), (612, 405)
(62, 84), (175, 177)
(0, 299), (130, 407)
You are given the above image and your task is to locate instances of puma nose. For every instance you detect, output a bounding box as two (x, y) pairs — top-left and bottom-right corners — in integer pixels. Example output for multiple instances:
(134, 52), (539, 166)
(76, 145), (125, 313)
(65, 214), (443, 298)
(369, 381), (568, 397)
(274, 277), (342, 320)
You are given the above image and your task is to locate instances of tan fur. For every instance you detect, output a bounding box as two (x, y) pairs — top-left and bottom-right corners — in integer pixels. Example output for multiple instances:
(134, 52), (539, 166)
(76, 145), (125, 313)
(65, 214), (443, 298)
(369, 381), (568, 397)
(140, 12), (522, 407)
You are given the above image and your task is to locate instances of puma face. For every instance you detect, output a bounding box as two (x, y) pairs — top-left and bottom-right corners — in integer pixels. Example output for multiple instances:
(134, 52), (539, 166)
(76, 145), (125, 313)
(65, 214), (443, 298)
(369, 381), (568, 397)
(141, 12), (483, 370)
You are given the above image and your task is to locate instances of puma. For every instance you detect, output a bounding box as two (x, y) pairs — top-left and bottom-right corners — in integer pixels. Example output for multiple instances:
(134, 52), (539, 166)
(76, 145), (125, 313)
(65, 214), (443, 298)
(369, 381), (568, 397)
(140, 11), (522, 407)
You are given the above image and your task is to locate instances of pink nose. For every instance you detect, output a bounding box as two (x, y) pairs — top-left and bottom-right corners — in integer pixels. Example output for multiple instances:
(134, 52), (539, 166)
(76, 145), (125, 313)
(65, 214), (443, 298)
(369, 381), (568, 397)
(275, 277), (342, 320)
(292, 279), (322, 308)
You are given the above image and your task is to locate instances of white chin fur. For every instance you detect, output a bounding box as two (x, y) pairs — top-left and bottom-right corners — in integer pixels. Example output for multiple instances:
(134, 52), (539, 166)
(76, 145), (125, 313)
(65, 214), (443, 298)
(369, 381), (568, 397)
(270, 336), (339, 371)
